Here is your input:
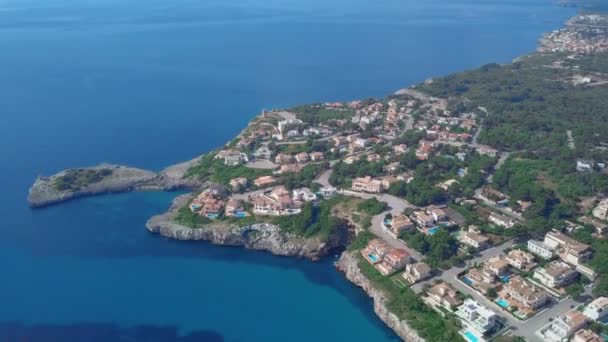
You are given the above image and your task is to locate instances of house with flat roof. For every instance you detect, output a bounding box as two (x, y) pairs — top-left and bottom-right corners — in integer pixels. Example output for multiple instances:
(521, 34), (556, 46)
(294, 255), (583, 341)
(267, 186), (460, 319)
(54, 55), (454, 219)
(539, 310), (587, 342)
(583, 297), (608, 321)
(292, 188), (317, 203)
(528, 239), (555, 259)
(456, 299), (497, 342)
(533, 260), (578, 289)
(403, 262), (431, 284)
(483, 256), (509, 277)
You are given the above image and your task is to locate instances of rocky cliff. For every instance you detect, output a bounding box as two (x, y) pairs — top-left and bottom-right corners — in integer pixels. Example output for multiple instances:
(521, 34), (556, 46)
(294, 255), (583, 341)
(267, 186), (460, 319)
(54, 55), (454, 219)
(146, 195), (346, 261)
(336, 252), (425, 342)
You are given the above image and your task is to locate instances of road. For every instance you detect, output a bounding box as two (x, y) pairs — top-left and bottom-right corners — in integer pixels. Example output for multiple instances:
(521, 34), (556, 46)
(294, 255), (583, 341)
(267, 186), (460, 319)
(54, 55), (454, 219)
(408, 236), (592, 341)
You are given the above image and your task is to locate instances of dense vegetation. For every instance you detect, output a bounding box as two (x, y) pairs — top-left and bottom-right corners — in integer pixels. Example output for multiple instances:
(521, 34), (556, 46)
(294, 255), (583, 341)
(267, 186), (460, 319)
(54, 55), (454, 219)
(186, 154), (272, 185)
(54, 168), (113, 191)
(356, 198), (388, 215)
(174, 206), (212, 228)
(289, 104), (356, 125)
(273, 196), (348, 239)
(416, 55), (608, 161)
(400, 229), (464, 269)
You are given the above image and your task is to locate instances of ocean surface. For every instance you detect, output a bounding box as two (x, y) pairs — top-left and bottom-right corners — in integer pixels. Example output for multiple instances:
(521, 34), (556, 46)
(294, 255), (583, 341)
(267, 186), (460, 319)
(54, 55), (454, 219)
(0, 0), (581, 341)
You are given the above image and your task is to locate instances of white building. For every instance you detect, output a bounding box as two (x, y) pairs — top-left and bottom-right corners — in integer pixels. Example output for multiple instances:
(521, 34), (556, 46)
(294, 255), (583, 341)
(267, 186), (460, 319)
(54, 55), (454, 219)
(528, 239), (555, 259)
(292, 188), (317, 202)
(593, 198), (608, 221)
(456, 299), (497, 341)
(319, 187), (337, 198)
(540, 311), (587, 342)
(533, 260), (578, 288)
(583, 297), (608, 321)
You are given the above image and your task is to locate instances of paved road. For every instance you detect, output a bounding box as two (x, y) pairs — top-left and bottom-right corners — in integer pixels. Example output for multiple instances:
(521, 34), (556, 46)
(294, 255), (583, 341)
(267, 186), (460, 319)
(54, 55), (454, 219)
(245, 160), (278, 169)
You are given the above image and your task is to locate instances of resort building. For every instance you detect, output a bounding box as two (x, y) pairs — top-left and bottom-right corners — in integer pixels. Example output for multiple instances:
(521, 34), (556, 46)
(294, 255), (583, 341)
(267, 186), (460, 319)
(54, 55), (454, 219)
(533, 260), (578, 289)
(254, 176), (278, 188)
(527, 239), (555, 260)
(351, 176), (383, 194)
(583, 297), (608, 321)
(375, 248), (411, 275)
(540, 310), (587, 342)
(252, 186), (301, 216)
(403, 262), (431, 284)
(425, 282), (463, 312)
(215, 150), (248, 166)
(200, 198), (224, 218)
(460, 231), (490, 250)
(505, 249), (537, 271)
(572, 329), (603, 342)
(501, 276), (548, 312)
(456, 299), (497, 342)
(253, 145), (272, 160)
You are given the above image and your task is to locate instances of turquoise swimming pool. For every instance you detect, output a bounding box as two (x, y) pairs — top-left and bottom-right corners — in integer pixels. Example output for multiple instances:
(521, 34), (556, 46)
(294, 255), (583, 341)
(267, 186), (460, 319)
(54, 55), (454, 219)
(496, 298), (510, 308)
(463, 331), (478, 342)
(500, 274), (510, 283)
(462, 276), (474, 286)
(428, 227), (439, 235)
(234, 211), (248, 218)
(368, 254), (379, 263)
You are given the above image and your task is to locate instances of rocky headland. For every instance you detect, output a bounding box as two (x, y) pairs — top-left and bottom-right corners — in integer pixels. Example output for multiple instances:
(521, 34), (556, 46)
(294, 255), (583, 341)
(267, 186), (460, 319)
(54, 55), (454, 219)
(27, 159), (203, 208)
(146, 194), (348, 261)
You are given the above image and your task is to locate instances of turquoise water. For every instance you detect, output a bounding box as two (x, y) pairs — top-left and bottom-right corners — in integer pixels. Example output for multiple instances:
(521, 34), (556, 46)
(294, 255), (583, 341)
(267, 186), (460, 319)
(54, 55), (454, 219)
(428, 227), (440, 235)
(464, 331), (479, 342)
(463, 277), (475, 286)
(234, 212), (248, 218)
(368, 254), (380, 263)
(496, 298), (511, 309)
(500, 275), (511, 283)
(0, 0), (582, 340)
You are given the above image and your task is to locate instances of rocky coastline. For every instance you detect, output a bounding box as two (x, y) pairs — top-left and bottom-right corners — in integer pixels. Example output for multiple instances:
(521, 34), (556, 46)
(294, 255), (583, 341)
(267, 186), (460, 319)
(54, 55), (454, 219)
(336, 252), (425, 342)
(146, 194), (348, 261)
(27, 159), (203, 208)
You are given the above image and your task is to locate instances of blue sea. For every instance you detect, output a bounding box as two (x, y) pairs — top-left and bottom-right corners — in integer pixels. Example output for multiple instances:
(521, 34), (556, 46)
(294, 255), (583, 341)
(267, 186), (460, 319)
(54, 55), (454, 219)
(0, 0), (581, 341)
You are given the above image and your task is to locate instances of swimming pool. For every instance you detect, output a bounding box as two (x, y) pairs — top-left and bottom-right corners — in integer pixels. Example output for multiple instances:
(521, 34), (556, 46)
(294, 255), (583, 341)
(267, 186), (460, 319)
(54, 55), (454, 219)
(234, 211), (248, 218)
(500, 275), (510, 283)
(462, 276), (474, 286)
(368, 254), (379, 263)
(463, 331), (478, 342)
(383, 219), (392, 226)
(206, 213), (219, 219)
(496, 298), (510, 308)
(428, 227), (439, 235)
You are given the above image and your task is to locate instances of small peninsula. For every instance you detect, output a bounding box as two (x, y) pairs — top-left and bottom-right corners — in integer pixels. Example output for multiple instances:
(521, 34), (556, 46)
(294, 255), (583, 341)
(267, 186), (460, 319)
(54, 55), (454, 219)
(28, 14), (608, 342)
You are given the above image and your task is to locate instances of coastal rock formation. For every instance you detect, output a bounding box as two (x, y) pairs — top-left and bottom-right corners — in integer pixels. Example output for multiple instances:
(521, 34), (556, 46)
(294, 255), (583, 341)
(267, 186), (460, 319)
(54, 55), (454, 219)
(146, 195), (345, 261)
(336, 252), (424, 342)
(27, 162), (202, 208)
